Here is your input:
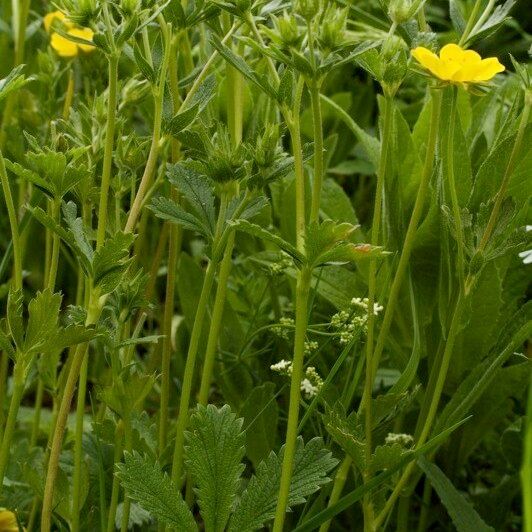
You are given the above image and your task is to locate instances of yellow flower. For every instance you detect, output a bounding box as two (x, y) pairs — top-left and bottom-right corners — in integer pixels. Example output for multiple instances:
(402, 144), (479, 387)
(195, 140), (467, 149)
(411, 44), (505, 83)
(0, 509), (20, 532)
(43, 10), (95, 58)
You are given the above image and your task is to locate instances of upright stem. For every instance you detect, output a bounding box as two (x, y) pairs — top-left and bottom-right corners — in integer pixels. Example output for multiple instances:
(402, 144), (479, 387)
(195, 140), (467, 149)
(71, 352), (89, 532)
(0, 362), (25, 496)
(158, 32), (183, 455)
(478, 91), (531, 252)
(319, 456), (352, 532)
(445, 87), (465, 292)
(197, 230), (235, 405)
(125, 21), (172, 233)
(170, 259), (217, 484)
(522, 363), (532, 532)
(169, 193), (229, 483)
(366, 88), (442, 387)
(197, 37), (243, 405)
(272, 266), (312, 532)
(309, 82), (324, 224)
(289, 76), (306, 252)
(120, 415), (133, 532)
(0, 149), (22, 290)
(96, 54), (119, 249)
(362, 94), (393, 531)
(106, 421), (124, 532)
(158, 189), (180, 453)
(41, 295), (102, 532)
(47, 197), (61, 290)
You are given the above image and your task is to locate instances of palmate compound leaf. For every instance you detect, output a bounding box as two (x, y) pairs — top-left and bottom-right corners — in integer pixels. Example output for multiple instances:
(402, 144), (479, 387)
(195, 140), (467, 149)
(115, 452), (197, 531)
(185, 404), (246, 532)
(228, 437), (338, 532)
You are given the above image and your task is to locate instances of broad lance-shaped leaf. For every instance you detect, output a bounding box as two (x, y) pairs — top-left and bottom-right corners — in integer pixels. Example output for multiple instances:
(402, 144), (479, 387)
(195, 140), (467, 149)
(229, 437), (337, 532)
(185, 404), (245, 532)
(116, 452), (197, 531)
(419, 458), (494, 532)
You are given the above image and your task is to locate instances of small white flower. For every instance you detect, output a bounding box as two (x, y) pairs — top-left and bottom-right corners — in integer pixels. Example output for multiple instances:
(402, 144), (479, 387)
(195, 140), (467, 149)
(385, 433), (414, 446)
(300, 378), (319, 398)
(519, 249), (532, 264)
(270, 359), (292, 372)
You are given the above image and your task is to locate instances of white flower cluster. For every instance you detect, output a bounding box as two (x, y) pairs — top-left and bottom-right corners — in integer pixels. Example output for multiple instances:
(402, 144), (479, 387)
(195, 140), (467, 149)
(330, 296), (384, 344)
(270, 360), (324, 398)
(304, 340), (319, 355)
(518, 225), (532, 264)
(269, 252), (293, 275)
(272, 317), (295, 339)
(385, 432), (414, 447)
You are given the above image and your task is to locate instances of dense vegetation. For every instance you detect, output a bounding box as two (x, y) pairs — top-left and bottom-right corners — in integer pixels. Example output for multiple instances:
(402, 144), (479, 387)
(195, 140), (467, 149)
(0, 0), (530, 530)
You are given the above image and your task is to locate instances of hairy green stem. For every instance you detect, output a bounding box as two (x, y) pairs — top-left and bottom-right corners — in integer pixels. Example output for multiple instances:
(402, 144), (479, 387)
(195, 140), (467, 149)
(319, 456), (352, 532)
(106, 421), (124, 532)
(478, 90), (531, 253)
(309, 82), (324, 224)
(366, 88), (442, 388)
(445, 86), (465, 291)
(198, 230), (235, 405)
(96, 54), (119, 249)
(125, 21), (172, 233)
(170, 258), (217, 484)
(272, 266), (312, 532)
(288, 76), (306, 252)
(120, 415), (134, 532)
(71, 352), (89, 532)
(0, 361), (25, 496)
(158, 189), (180, 454)
(522, 362), (532, 532)
(0, 149), (23, 290)
(170, 191), (230, 483)
(41, 293), (102, 532)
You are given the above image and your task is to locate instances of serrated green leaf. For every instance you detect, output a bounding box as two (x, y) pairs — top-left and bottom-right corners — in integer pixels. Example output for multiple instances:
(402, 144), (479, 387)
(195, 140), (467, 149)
(166, 163), (216, 236)
(185, 404), (245, 532)
(150, 196), (211, 237)
(23, 289), (62, 354)
(229, 437), (337, 532)
(116, 452), (197, 531)
(92, 232), (134, 294)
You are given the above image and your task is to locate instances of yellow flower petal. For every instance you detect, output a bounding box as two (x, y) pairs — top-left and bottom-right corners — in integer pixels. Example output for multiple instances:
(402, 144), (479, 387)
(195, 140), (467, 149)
(43, 10), (73, 33)
(439, 43), (464, 62)
(412, 43), (505, 84)
(411, 47), (450, 80)
(466, 57), (505, 82)
(68, 27), (95, 53)
(50, 32), (79, 58)
(0, 510), (19, 532)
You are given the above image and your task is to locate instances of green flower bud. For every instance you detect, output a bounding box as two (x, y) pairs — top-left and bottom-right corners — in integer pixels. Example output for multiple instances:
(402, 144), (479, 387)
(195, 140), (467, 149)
(273, 12), (302, 49)
(318, 7), (348, 51)
(295, 0), (319, 21)
(388, 0), (413, 24)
